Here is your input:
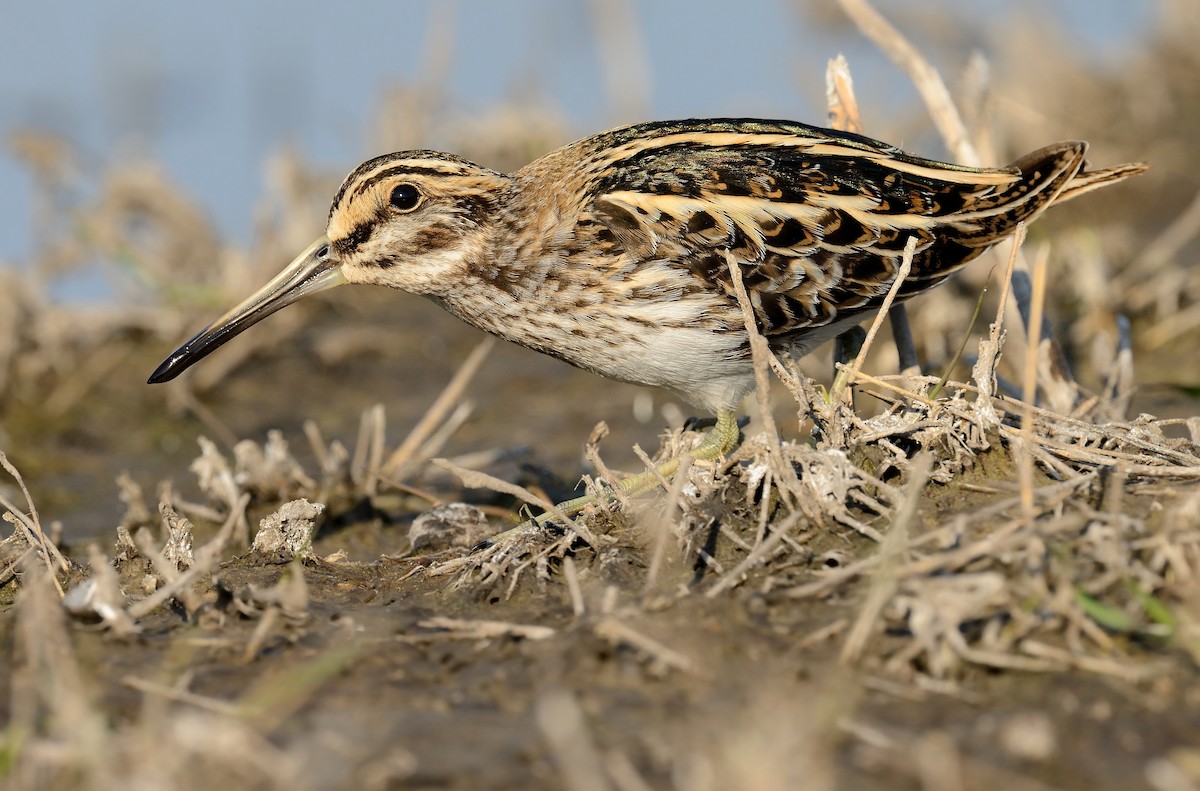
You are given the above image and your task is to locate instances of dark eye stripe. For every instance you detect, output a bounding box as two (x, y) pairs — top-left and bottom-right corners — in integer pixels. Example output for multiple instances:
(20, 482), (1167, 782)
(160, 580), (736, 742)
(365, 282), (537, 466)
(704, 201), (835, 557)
(334, 221), (373, 255)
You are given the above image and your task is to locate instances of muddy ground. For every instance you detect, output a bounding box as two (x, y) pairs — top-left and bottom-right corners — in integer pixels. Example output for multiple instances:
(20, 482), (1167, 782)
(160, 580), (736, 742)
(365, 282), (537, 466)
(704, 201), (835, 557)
(3, 288), (1199, 791)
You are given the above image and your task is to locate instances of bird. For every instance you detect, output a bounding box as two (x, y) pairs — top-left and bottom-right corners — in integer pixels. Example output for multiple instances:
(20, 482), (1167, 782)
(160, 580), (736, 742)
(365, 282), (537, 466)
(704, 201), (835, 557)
(148, 118), (1145, 517)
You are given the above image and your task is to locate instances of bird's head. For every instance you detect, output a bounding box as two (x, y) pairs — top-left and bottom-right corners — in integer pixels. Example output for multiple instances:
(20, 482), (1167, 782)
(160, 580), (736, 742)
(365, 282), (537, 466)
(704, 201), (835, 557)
(147, 152), (509, 383)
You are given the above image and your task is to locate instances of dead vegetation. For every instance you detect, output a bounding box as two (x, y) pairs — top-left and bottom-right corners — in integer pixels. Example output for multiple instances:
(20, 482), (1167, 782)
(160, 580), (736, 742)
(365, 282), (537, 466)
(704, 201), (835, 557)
(2, 1), (1200, 789)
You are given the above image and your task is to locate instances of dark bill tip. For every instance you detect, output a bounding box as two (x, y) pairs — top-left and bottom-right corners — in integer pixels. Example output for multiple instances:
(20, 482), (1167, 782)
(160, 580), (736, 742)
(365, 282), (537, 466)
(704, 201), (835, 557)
(148, 353), (187, 384)
(145, 236), (345, 385)
(147, 327), (220, 384)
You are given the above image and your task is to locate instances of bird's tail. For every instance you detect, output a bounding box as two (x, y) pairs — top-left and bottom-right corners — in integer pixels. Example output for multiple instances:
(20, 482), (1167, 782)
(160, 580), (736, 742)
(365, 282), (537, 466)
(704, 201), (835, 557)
(1005, 141), (1148, 212)
(954, 143), (1148, 249)
(1054, 159), (1149, 205)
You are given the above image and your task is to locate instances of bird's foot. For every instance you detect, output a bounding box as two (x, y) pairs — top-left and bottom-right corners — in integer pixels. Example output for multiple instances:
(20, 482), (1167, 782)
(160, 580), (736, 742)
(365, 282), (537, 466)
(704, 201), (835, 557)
(472, 410), (743, 552)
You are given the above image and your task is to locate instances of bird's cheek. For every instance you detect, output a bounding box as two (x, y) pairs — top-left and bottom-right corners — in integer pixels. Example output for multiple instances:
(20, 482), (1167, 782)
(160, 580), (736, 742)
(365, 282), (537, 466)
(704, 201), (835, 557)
(350, 259), (415, 290)
(338, 261), (374, 286)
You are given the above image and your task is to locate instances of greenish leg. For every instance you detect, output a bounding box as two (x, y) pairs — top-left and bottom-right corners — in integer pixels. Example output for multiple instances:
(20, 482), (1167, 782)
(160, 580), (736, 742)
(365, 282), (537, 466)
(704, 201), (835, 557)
(530, 409), (741, 527)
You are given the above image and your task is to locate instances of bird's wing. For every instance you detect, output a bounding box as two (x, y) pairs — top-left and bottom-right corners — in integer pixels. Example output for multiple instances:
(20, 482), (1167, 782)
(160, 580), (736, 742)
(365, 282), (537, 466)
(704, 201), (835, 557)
(588, 132), (1083, 334)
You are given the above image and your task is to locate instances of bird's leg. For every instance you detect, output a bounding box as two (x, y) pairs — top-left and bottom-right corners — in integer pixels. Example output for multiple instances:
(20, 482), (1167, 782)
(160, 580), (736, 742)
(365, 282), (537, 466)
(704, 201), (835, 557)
(833, 326), (867, 377)
(888, 304), (920, 374)
(531, 409), (741, 526)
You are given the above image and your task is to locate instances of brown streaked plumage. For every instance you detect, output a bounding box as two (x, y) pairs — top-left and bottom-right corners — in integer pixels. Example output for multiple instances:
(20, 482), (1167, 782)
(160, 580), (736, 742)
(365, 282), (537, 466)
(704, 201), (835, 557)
(148, 118), (1145, 513)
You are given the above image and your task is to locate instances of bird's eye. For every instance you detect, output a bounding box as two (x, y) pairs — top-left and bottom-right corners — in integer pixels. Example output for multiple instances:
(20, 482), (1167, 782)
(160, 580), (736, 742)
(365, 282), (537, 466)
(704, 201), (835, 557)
(389, 183), (421, 212)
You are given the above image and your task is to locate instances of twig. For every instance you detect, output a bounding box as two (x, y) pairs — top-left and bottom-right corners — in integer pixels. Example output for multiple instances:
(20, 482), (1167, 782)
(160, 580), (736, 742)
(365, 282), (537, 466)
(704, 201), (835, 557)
(825, 53), (865, 134)
(1099, 314), (1128, 424)
(1128, 187), (1200, 282)
(965, 224), (1024, 413)
(585, 0), (650, 123)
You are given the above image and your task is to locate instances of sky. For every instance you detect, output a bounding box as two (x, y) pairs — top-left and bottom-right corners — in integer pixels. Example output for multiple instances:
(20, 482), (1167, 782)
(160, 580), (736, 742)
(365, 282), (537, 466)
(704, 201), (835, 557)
(0, 0), (1156, 294)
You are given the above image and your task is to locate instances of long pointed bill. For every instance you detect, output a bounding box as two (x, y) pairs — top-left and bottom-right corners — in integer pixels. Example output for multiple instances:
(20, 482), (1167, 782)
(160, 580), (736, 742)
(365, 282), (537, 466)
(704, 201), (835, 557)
(147, 237), (347, 383)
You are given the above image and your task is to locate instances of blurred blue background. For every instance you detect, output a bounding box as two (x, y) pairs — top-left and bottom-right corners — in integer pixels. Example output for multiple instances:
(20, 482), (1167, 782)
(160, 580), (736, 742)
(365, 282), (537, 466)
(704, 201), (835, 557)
(0, 0), (1155, 271)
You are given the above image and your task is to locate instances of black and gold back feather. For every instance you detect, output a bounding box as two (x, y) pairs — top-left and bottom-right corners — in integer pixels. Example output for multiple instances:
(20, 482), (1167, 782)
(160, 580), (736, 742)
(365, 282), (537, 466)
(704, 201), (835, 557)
(539, 119), (1140, 338)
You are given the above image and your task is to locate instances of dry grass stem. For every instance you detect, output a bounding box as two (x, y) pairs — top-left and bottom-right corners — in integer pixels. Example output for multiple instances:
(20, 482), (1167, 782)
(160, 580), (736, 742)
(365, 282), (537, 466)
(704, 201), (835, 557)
(382, 336), (494, 478)
(840, 453), (932, 663)
(836, 0), (978, 164)
(705, 509), (802, 598)
(586, 422), (635, 514)
(414, 617), (556, 641)
(562, 554), (586, 617)
(1, 453), (70, 592)
(536, 689), (613, 791)
(825, 54), (865, 134)
(967, 223), (1025, 418)
(125, 500), (240, 620)
(592, 617), (694, 675)
(824, 53), (920, 378)
(641, 452), (693, 596)
(121, 676), (242, 716)
(834, 235), (918, 403)
(1019, 250), (1049, 518)
(433, 457), (597, 547)
(586, 0), (650, 123)
(726, 250), (780, 447)
(1128, 187), (1200, 283)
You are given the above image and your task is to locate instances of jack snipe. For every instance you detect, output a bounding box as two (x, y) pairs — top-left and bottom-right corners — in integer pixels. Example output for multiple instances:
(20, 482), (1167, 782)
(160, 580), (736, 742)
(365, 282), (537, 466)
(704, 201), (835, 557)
(149, 118), (1145, 513)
